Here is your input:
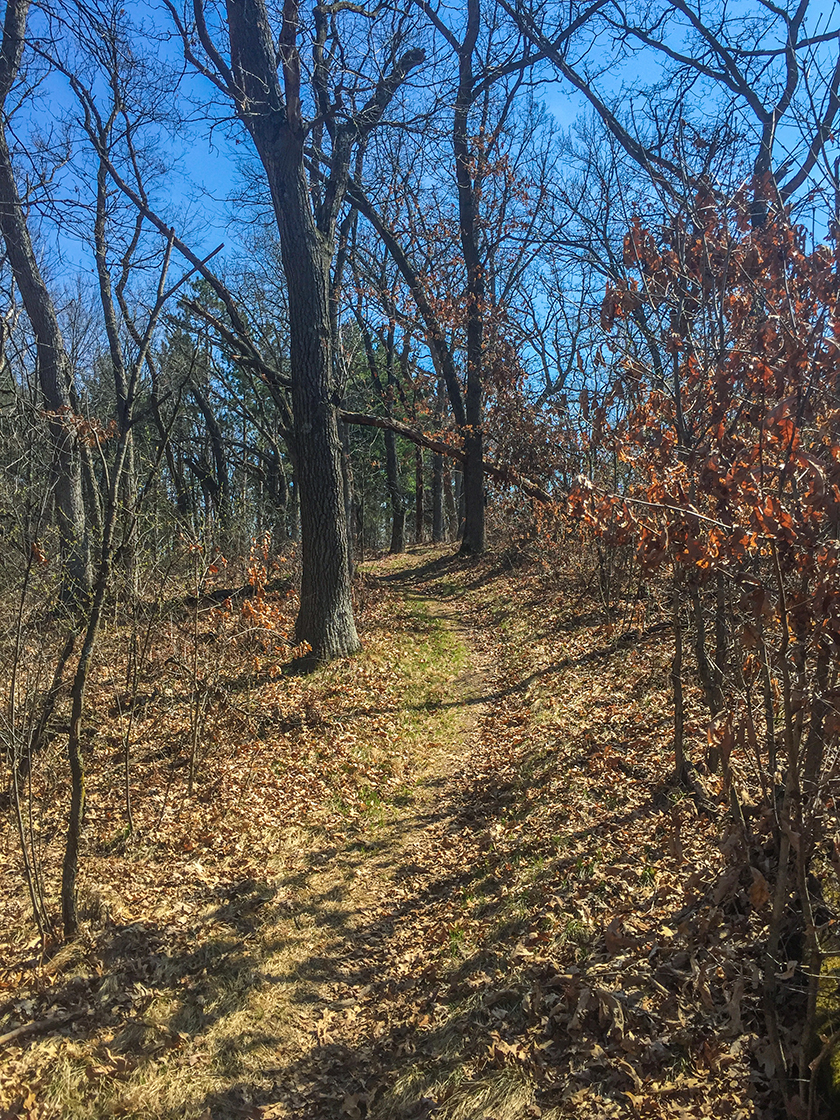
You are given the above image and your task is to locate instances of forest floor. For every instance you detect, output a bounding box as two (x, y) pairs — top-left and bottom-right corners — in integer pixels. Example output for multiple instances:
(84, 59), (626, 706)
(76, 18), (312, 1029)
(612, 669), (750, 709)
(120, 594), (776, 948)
(0, 542), (824, 1119)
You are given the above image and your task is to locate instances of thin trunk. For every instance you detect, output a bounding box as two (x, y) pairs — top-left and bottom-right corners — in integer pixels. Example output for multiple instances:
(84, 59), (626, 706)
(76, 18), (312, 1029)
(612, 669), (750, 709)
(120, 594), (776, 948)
(432, 451), (444, 542)
(803, 648), (830, 799)
(0, 0), (90, 605)
(414, 446), (424, 544)
(672, 582), (686, 782)
(758, 620), (778, 779)
(432, 379), (445, 543)
(62, 415), (134, 937)
(443, 465), (457, 541)
(151, 391), (191, 519)
(385, 428), (405, 553)
(268, 447), (288, 539)
(762, 545), (800, 1104)
(339, 417), (355, 576)
(691, 587), (723, 725)
(191, 384), (231, 537)
(713, 571), (728, 699)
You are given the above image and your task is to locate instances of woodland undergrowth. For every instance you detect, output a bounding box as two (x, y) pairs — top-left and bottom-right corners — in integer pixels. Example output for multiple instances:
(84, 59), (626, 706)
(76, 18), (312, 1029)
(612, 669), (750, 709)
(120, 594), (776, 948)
(0, 540), (837, 1119)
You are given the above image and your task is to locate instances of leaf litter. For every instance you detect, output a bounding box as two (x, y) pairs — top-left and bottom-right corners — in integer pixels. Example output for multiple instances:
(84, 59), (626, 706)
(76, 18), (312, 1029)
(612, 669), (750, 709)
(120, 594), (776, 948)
(0, 544), (824, 1118)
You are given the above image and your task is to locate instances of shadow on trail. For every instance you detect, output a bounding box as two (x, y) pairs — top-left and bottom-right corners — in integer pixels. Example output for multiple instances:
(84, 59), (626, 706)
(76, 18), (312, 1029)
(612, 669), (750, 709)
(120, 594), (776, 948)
(3, 546), (734, 1120)
(180, 739), (731, 1120)
(374, 546), (501, 596)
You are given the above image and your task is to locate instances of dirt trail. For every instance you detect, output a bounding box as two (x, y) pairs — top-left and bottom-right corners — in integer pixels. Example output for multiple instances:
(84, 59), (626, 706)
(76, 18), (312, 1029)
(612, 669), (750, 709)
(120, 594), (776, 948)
(236, 550), (497, 1120)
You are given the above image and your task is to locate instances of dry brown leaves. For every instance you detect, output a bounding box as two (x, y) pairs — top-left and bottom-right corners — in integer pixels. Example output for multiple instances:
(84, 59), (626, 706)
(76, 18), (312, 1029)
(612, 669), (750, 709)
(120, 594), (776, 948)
(0, 543), (822, 1118)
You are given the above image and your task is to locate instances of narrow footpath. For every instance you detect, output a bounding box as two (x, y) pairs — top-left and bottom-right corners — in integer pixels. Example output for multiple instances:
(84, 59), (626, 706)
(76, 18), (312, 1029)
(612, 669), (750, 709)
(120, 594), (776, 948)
(238, 548), (517, 1120)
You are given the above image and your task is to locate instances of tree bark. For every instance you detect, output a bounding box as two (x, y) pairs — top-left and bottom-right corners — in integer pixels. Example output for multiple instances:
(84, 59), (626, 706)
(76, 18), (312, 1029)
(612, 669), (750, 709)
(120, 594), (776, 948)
(216, 0), (421, 657)
(443, 464), (457, 540)
(223, 0), (359, 658)
(0, 0), (90, 607)
(453, 0), (485, 555)
(432, 451), (444, 542)
(386, 428), (406, 553)
(414, 446), (424, 543)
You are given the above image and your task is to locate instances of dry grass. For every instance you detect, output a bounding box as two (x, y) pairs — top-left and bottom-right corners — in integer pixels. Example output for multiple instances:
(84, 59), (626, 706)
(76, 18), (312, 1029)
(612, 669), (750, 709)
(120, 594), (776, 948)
(1, 540), (836, 1119)
(0, 548), (473, 1119)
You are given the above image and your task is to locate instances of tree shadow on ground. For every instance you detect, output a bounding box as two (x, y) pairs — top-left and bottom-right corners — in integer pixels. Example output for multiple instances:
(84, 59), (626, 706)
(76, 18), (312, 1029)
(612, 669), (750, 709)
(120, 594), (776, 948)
(2, 548), (778, 1119)
(179, 756), (773, 1120)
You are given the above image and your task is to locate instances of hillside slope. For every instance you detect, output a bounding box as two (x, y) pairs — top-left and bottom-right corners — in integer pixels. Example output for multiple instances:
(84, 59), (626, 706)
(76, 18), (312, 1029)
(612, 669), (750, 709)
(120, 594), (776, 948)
(0, 544), (824, 1119)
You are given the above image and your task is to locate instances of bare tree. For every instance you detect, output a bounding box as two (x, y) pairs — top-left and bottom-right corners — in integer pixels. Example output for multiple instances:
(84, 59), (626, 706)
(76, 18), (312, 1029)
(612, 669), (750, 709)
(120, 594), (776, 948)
(164, 0), (425, 660)
(0, 0), (91, 607)
(506, 0), (840, 225)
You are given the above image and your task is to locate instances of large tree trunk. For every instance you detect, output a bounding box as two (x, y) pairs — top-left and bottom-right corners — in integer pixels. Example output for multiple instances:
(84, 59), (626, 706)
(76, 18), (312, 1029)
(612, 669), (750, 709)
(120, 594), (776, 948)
(0, 0), (90, 605)
(278, 222), (358, 657)
(225, 0), (361, 660)
(454, 0), (485, 555)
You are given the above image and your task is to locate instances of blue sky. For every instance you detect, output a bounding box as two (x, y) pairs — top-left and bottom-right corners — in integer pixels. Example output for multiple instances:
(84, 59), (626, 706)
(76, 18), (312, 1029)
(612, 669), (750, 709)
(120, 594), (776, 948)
(28, 0), (840, 302)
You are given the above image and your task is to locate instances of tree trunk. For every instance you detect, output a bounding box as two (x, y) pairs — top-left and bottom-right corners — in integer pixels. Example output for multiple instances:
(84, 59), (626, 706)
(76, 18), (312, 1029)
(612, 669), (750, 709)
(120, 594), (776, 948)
(385, 428), (405, 553)
(225, 0), (360, 660)
(191, 384), (232, 539)
(455, 468), (465, 539)
(414, 446), (424, 544)
(671, 582), (686, 782)
(281, 239), (359, 657)
(432, 451), (444, 542)
(268, 447), (289, 540)
(151, 393), (191, 520)
(339, 417), (355, 577)
(454, 0), (485, 555)
(432, 380), (445, 543)
(0, 0), (90, 605)
(443, 465), (457, 541)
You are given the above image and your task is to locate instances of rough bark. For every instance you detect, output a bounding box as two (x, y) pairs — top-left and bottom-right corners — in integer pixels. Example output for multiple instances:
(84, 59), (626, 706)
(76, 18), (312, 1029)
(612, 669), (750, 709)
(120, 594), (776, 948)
(0, 0), (91, 606)
(221, 0), (358, 657)
(453, 0), (485, 554)
(213, 0), (423, 658)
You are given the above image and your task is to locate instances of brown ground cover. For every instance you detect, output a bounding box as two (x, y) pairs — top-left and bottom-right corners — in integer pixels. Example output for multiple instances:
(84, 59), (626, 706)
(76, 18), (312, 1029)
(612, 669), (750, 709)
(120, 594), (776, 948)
(0, 543), (826, 1118)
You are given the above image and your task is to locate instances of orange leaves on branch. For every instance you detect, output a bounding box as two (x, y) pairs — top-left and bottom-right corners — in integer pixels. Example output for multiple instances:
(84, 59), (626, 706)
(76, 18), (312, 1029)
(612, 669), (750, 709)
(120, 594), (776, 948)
(238, 533), (289, 647)
(42, 406), (117, 446)
(574, 201), (840, 621)
(600, 281), (641, 331)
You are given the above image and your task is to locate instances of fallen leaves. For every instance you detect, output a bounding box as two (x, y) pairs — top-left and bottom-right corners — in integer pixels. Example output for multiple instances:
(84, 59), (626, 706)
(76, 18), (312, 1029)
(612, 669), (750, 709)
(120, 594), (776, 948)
(0, 545), (818, 1119)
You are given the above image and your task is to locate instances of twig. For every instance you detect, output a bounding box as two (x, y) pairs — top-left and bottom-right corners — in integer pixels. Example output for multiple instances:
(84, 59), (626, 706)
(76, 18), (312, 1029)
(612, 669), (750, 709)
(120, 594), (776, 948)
(0, 1011), (80, 1047)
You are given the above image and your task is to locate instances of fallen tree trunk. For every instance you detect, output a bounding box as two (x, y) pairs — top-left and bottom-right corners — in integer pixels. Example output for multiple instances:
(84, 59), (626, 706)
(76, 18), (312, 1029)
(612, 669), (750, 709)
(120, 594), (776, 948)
(338, 411), (553, 505)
